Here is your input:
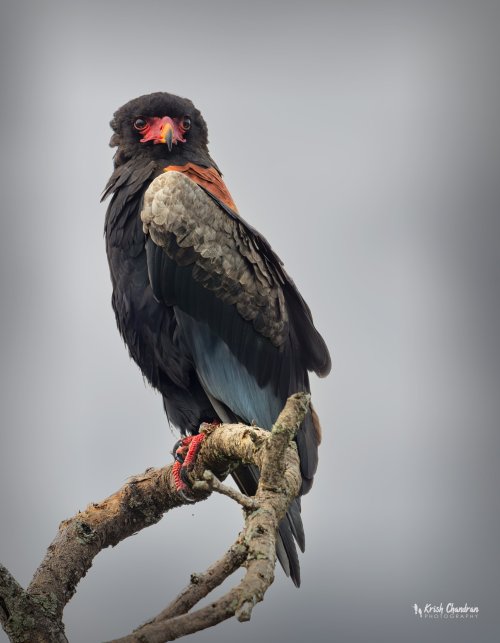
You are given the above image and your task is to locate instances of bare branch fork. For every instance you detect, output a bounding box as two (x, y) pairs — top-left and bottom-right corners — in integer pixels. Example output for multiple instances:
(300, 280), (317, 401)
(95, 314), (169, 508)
(0, 393), (310, 642)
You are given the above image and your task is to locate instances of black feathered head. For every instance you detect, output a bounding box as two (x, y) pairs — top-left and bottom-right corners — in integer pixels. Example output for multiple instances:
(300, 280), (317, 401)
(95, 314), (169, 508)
(109, 92), (212, 168)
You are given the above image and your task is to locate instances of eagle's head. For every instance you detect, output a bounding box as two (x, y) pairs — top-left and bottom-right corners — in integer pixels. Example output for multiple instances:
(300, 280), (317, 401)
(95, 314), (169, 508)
(109, 92), (211, 168)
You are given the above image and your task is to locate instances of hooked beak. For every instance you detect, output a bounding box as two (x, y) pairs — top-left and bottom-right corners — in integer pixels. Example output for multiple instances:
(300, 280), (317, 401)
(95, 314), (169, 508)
(158, 120), (174, 151)
(139, 116), (175, 150)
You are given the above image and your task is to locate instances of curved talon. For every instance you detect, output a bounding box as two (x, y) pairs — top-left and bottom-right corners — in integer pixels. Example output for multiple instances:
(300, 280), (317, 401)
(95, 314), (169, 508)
(172, 438), (184, 462)
(172, 438), (184, 455)
(179, 488), (197, 503)
(172, 436), (193, 463)
(174, 448), (186, 464)
(172, 462), (196, 502)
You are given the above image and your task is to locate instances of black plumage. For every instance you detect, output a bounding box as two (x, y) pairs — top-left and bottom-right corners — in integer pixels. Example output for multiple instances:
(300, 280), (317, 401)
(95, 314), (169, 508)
(103, 92), (331, 585)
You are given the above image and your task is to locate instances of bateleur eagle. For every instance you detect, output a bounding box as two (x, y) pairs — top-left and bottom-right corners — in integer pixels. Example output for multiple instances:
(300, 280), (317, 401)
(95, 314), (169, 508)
(102, 92), (331, 586)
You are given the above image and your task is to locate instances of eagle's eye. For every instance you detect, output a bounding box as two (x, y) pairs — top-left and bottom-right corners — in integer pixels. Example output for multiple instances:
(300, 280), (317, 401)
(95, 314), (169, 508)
(133, 118), (148, 131)
(181, 117), (191, 131)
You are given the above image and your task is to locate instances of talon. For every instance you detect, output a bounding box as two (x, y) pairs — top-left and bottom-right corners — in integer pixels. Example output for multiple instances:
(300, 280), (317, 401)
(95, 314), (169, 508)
(172, 435), (194, 463)
(174, 445), (187, 463)
(172, 438), (184, 458)
(171, 433), (207, 497)
(178, 488), (197, 503)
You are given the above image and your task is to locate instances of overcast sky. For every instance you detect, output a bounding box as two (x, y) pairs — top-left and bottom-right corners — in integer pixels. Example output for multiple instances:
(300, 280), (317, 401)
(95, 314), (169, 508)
(1, 1), (499, 642)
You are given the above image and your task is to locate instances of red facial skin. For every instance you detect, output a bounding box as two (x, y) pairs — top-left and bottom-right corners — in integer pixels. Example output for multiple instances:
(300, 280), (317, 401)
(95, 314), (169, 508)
(135, 116), (189, 147)
(136, 116), (239, 214)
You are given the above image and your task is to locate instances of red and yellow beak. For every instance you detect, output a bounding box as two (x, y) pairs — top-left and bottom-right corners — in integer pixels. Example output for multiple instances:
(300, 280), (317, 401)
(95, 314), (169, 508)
(157, 119), (174, 150)
(139, 116), (175, 150)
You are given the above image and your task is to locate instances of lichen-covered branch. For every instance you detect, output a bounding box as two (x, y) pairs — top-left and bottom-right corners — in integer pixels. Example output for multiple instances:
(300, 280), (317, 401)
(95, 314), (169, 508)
(0, 563), (68, 642)
(0, 393), (309, 642)
(106, 393), (308, 642)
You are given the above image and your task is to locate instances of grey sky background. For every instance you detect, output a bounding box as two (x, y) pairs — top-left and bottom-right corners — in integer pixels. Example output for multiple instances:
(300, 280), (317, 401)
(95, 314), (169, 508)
(1, 1), (499, 642)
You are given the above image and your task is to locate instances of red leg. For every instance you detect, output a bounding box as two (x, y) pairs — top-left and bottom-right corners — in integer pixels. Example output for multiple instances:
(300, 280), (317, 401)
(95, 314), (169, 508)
(172, 460), (188, 492)
(182, 433), (206, 469)
(171, 433), (207, 495)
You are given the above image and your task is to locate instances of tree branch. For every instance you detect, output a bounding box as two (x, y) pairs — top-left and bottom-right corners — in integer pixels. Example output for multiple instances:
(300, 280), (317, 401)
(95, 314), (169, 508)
(1, 393), (309, 642)
(0, 562), (68, 643)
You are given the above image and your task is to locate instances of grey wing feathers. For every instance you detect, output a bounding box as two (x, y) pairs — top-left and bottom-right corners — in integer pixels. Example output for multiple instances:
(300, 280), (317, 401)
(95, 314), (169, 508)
(141, 171), (289, 347)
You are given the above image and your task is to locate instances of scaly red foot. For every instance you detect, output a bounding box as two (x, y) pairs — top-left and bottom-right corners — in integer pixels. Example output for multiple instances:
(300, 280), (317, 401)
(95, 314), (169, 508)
(172, 433), (207, 497)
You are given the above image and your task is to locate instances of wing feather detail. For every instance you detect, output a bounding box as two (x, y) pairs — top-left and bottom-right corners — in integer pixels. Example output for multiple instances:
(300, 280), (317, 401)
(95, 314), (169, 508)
(141, 171), (289, 347)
